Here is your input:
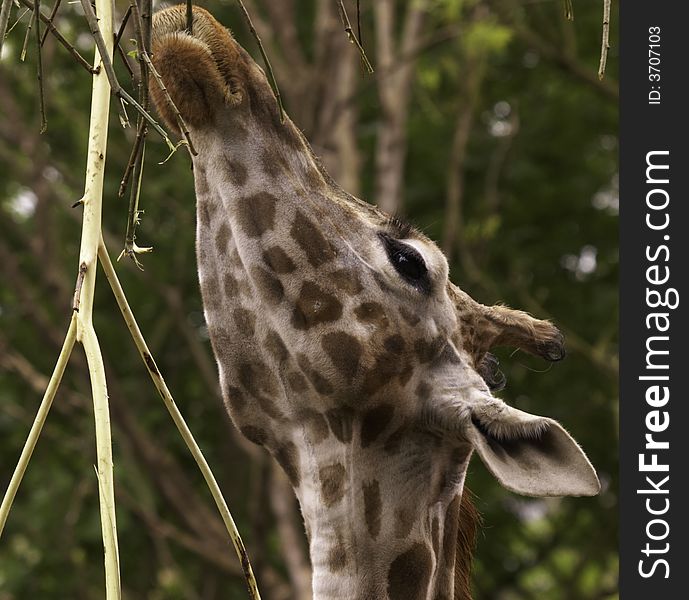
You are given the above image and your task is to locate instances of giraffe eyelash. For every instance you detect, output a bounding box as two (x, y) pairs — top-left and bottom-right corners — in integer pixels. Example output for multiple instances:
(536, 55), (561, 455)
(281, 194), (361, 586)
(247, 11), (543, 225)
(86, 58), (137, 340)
(384, 216), (416, 239)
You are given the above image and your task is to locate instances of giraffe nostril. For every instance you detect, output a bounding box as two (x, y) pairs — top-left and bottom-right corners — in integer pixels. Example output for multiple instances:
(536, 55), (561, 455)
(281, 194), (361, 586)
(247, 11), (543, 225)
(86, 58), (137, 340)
(540, 334), (566, 362)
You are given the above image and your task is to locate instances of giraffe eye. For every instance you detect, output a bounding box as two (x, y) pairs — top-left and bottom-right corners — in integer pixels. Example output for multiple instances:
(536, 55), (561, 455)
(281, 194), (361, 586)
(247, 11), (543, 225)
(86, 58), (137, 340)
(379, 233), (430, 293)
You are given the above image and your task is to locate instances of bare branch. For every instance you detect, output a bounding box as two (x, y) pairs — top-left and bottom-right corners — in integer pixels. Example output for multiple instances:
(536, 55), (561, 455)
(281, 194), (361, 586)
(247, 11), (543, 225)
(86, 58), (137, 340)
(0, 0), (14, 57)
(19, 2), (35, 61)
(39, 0), (61, 46)
(598, 0), (611, 79)
(336, 0), (373, 73)
(236, 0), (285, 123)
(18, 0), (96, 74)
(113, 4), (132, 49)
(186, 0), (193, 33)
(563, 0), (574, 21)
(78, 0), (176, 149)
(35, 0), (47, 133)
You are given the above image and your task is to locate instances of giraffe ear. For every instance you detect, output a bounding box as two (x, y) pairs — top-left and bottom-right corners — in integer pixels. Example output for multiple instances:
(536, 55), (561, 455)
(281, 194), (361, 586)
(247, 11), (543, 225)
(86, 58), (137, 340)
(467, 403), (600, 497)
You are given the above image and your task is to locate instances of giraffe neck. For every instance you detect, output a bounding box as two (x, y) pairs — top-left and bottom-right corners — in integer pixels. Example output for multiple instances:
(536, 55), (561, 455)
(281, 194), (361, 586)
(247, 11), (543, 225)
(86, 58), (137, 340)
(292, 423), (473, 600)
(190, 111), (476, 600)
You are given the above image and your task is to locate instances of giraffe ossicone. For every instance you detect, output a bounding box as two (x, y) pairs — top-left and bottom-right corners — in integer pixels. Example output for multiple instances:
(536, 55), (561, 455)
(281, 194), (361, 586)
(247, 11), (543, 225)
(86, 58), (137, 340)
(150, 6), (600, 599)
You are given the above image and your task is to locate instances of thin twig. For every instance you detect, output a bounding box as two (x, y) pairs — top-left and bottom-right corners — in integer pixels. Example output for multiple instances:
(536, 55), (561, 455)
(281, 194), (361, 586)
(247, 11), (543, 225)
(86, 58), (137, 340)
(336, 0), (374, 73)
(115, 41), (135, 80)
(18, 0), (96, 74)
(598, 0), (611, 80)
(39, 0), (60, 46)
(113, 4), (131, 48)
(121, 142), (151, 269)
(0, 314), (77, 538)
(119, 119), (146, 197)
(186, 0), (193, 33)
(98, 237), (263, 600)
(0, 0), (14, 58)
(141, 0), (152, 53)
(35, 0), (47, 133)
(118, 0), (156, 267)
(113, 7), (134, 82)
(78, 0), (176, 151)
(236, 0), (285, 123)
(6, 7), (30, 37)
(563, 0), (574, 21)
(20, 3), (35, 61)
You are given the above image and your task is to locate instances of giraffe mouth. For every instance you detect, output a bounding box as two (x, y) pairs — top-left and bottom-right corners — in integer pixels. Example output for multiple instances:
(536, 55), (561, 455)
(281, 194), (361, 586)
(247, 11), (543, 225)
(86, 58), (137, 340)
(152, 6), (235, 58)
(150, 6), (250, 132)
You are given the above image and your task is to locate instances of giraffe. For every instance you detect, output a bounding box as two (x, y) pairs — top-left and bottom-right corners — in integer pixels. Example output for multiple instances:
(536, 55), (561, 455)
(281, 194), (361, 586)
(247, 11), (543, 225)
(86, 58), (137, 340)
(150, 6), (600, 599)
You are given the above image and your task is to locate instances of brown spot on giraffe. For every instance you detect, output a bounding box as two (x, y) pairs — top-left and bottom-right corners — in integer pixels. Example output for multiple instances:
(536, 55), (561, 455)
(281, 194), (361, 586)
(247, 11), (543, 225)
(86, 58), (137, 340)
(195, 166), (209, 196)
(328, 268), (363, 295)
(223, 271), (240, 297)
(322, 331), (362, 382)
(384, 334), (406, 354)
(240, 425), (268, 446)
(265, 330), (289, 363)
(414, 336), (446, 364)
(223, 155), (248, 186)
(237, 361), (283, 419)
(354, 301), (389, 328)
(387, 543), (433, 600)
(328, 532), (348, 572)
(287, 371), (309, 393)
(361, 350), (402, 395)
(232, 307), (256, 337)
(225, 385), (246, 413)
(236, 192), (277, 237)
(250, 265), (284, 305)
(394, 505), (415, 539)
(383, 425), (406, 455)
(215, 222), (232, 254)
(416, 381), (432, 399)
(292, 281), (343, 330)
(290, 210), (336, 268)
(319, 463), (346, 507)
(362, 480), (382, 539)
(198, 203), (211, 229)
(297, 353), (335, 395)
(203, 276), (221, 309)
(360, 404), (395, 448)
(398, 363), (414, 386)
(262, 245), (296, 274)
(274, 441), (300, 487)
(325, 408), (354, 443)
(260, 146), (289, 178)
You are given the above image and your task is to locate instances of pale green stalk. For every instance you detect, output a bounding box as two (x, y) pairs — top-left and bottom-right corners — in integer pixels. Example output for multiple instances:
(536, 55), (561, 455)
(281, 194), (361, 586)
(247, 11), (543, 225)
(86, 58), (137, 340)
(0, 315), (77, 536)
(75, 0), (121, 596)
(98, 237), (262, 600)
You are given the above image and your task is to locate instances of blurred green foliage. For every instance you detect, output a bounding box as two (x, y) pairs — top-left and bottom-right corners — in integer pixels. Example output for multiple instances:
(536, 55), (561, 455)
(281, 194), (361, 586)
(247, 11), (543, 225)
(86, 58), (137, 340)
(0, 0), (617, 598)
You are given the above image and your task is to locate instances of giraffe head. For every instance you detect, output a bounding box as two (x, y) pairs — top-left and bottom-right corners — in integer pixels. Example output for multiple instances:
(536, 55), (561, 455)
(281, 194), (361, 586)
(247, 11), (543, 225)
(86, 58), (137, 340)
(152, 6), (599, 597)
